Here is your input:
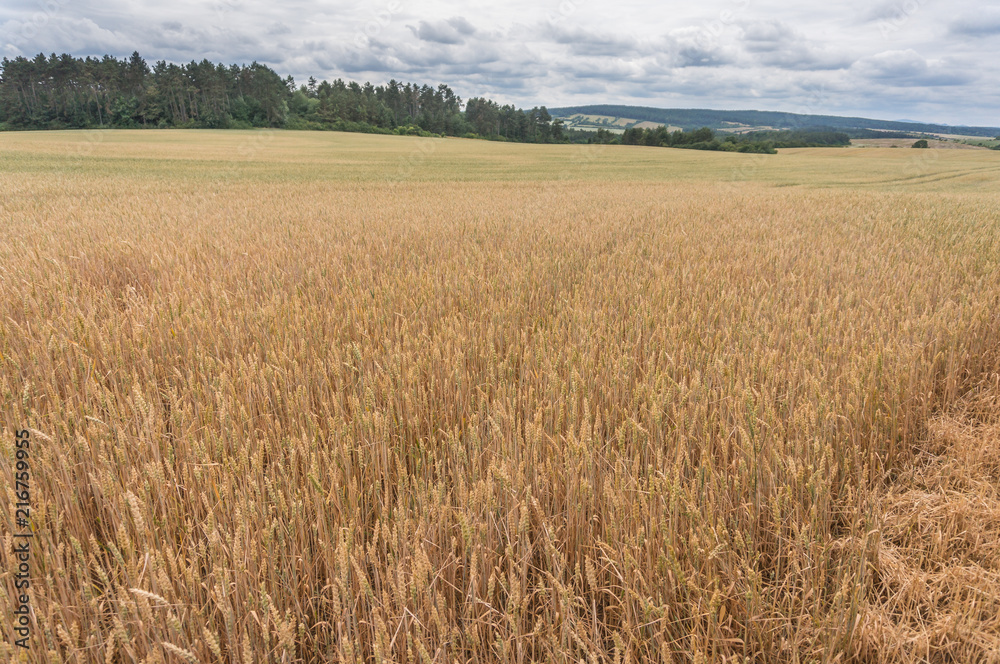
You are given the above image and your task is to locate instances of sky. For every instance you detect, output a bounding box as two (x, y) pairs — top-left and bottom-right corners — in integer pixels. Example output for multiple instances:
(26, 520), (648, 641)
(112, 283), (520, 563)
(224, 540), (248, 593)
(1, 0), (998, 127)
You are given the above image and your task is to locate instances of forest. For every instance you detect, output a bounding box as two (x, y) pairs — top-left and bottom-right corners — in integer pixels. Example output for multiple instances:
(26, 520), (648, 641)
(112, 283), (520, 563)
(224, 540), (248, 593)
(0, 51), (572, 143)
(0, 51), (821, 154)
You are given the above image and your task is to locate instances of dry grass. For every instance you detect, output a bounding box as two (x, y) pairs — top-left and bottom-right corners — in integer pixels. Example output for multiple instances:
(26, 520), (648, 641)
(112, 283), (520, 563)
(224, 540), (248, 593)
(1, 130), (999, 663)
(859, 377), (1000, 662)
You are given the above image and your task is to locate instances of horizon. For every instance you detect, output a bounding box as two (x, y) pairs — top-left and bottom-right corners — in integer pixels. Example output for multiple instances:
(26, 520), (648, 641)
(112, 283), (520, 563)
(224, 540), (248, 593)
(544, 103), (1000, 130)
(4, 49), (998, 132)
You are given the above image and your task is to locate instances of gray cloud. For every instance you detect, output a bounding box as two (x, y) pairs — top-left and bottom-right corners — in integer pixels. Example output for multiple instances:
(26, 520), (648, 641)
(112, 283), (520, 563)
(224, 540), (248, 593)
(851, 50), (974, 87)
(547, 25), (640, 57)
(0, 0), (997, 126)
(738, 21), (851, 71)
(661, 28), (737, 68)
(949, 12), (1000, 36)
(854, 49), (928, 79)
(267, 22), (292, 36)
(862, 1), (922, 23)
(741, 20), (797, 46)
(407, 17), (476, 44)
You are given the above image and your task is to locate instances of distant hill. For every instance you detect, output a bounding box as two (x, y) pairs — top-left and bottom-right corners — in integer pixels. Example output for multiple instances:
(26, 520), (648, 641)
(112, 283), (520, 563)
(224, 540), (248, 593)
(549, 105), (1000, 138)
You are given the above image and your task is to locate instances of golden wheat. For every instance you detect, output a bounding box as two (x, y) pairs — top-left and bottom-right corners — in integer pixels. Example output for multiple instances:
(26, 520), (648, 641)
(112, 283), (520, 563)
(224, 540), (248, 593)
(1, 130), (999, 663)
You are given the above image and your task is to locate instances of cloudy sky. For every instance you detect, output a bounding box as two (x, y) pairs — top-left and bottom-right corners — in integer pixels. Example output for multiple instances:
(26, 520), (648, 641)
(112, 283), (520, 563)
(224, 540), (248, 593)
(2, 0), (999, 126)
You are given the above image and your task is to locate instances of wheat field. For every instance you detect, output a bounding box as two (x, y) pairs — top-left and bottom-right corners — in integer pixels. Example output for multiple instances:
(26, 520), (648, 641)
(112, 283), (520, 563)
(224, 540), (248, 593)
(1, 130), (999, 663)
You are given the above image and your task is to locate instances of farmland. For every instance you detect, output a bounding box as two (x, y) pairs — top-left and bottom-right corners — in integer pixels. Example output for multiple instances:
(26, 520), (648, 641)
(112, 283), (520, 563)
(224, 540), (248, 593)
(558, 114), (684, 134)
(1, 130), (1000, 663)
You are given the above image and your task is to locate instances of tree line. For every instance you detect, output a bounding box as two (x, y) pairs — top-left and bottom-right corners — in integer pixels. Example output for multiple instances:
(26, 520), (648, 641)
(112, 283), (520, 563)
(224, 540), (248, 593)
(0, 52), (567, 143)
(617, 125), (778, 153)
(587, 125), (852, 153)
(0, 51), (856, 153)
